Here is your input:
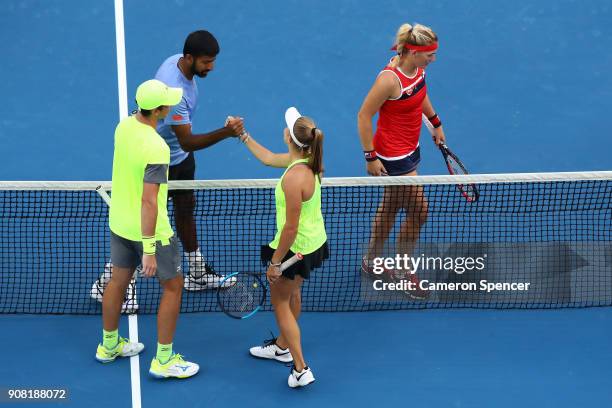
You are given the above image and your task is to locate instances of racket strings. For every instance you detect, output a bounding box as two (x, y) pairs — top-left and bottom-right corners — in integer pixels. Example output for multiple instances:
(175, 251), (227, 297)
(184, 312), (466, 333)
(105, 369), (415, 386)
(446, 156), (467, 175)
(218, 274), (264, 317)
(445, 155), (479, 202)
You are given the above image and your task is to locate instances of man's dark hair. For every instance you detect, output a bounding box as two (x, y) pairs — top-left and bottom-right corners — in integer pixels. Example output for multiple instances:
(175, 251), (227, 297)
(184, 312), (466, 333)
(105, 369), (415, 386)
(134, 104), (154, 117)
(183, 30), (219, 58)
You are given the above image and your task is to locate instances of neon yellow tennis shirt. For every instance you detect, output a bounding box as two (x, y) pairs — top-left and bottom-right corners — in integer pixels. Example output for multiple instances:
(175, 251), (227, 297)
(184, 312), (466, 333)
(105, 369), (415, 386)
(109, 116), (173, 242)
(269, 159), (327, 254)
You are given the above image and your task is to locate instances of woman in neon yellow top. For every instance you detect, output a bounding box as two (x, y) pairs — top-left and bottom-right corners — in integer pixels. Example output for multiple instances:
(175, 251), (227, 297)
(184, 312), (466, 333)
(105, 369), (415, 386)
(240, 107), (328, 388)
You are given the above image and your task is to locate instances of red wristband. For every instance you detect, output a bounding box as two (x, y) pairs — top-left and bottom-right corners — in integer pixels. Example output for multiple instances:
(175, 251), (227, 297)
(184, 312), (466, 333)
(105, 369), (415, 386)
(364, 150), (377, 162)
(428, 114), (442, 128)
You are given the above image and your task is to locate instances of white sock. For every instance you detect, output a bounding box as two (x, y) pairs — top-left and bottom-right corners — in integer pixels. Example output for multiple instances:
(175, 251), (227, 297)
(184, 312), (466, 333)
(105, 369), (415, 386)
(186, 249), (208, 278)
(185, 248), (203, 263)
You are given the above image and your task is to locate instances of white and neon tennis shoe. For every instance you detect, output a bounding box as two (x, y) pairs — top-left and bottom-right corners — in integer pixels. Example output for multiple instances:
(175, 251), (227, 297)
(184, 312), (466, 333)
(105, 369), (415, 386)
(95, 337), (144, 363)
(149, 354), (199, 379)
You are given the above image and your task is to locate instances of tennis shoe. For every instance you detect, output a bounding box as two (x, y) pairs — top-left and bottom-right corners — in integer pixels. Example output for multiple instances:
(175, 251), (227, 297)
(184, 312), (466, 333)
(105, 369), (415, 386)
(95, 337), (144, 363)
(386, 269), (430, 300)
(249, 337), (293, 363)
(90, 274), (139, 314)
(90, 262), (113, 302)
(362, 257), (429, 300)
(149, 354), (199, 379)
(121, 280), (139, 313)
(288, 365), (315, 388)
(184, 261), (236, 291)
(361, 256), (393, 279)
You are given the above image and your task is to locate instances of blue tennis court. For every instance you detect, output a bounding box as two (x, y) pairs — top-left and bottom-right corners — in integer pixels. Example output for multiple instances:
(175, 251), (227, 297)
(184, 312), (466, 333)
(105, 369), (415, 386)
(1, 1), (611, 407)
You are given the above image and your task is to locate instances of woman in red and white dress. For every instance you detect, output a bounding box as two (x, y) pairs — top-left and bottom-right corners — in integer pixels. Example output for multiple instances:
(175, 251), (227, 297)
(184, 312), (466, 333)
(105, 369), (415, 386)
(357, 23), (445, 299)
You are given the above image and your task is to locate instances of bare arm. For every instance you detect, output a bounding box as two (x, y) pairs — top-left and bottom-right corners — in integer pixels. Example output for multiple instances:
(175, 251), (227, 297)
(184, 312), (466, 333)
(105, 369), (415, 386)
(171, 117), (244, 152)
(141, 182), (159, 277)
(243, 135), (291, 168)
(357, 72), (398, 176)
(141, 182), (159, 237)
(422, 94), (435, 118)
(421, 94), (446, 145)
(357, 72), (398, 151)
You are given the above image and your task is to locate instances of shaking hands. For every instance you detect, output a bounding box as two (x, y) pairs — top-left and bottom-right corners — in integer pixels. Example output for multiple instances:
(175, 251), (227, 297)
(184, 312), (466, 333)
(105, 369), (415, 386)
(225, 116), (246, 137)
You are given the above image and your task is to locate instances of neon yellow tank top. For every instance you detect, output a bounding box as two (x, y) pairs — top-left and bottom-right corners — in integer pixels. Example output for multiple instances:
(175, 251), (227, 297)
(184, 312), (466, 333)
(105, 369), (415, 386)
(269, 159), (327, 254)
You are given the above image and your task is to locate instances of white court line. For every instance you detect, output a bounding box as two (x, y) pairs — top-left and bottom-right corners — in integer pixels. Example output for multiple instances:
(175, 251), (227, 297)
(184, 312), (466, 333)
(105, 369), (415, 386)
(114, 0), (129, 121)
(113, 1), (142, 408)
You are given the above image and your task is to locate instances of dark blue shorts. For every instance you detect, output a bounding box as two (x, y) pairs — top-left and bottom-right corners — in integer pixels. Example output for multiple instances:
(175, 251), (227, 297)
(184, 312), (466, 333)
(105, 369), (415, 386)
(378, 146), (421, 176)
(168, 152), (195, 196)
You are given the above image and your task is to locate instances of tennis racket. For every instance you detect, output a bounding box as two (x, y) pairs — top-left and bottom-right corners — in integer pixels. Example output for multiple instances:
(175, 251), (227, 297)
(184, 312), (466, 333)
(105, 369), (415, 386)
(422, 114), (480, 202)
(217, 252), (303, 319)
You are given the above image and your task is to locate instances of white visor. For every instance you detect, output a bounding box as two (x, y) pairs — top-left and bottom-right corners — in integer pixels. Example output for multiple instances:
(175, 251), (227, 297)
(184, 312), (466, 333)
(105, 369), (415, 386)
(285, 107), (306, 148)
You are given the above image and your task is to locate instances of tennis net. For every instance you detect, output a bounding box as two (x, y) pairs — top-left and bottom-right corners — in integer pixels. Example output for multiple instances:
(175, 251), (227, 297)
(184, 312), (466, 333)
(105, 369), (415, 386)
(1, 171), (611, 314)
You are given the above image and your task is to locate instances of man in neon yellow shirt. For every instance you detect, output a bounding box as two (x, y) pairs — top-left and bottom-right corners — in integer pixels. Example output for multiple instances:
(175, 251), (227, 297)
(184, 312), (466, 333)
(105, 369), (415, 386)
(95, 79), (198, 379)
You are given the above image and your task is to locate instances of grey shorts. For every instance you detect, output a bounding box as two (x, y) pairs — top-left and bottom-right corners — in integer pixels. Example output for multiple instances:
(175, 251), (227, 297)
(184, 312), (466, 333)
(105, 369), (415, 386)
(110, 231), (182, 281)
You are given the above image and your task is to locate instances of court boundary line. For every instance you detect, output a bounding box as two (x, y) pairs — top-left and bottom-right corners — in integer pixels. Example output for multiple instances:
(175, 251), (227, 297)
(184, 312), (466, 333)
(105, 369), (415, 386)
(113, 1), (142, 407)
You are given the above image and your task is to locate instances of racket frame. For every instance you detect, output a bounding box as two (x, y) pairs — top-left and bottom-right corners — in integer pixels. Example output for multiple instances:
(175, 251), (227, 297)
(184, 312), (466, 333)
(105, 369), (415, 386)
(217, 252), (303, 319)
(438, 143), (480, 202)
(421, 114), (480, 202)
(217, 272), (266, 319)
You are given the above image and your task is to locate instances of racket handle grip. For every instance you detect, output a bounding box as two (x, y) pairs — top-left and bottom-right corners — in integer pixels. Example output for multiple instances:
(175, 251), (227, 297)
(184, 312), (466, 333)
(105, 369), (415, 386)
(279, 253), (303, 272)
